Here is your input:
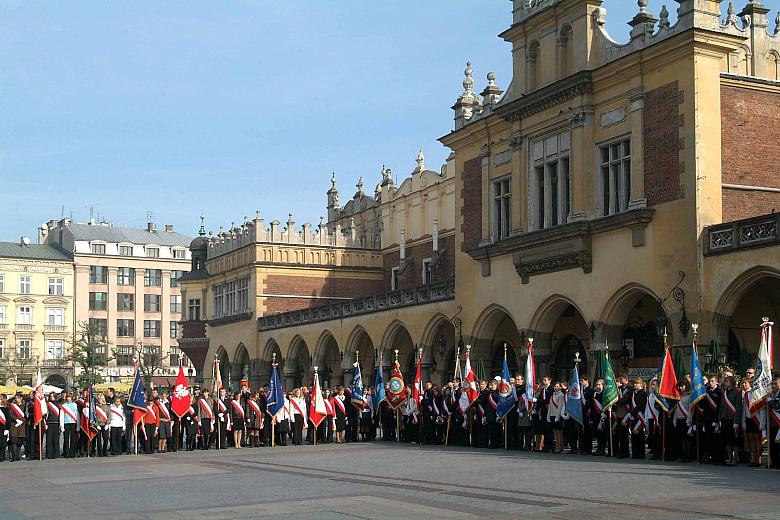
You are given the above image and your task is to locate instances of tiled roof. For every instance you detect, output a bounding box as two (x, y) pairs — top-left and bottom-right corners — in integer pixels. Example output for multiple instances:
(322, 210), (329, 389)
(66, 223), (192, 247)
(0, 242), (72, 261)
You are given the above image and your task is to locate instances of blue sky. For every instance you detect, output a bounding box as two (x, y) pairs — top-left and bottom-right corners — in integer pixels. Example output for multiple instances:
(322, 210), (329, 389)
(0, 0), (766, 239)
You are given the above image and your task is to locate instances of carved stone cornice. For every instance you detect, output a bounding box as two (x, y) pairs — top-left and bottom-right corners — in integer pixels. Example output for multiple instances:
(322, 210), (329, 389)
(467, 208), (654, 283)
(494, 71), (593, 123)
(208, 311), (253, 328)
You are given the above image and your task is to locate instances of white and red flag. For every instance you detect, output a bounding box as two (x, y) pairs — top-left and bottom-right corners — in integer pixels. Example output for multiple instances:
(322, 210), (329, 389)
(33, 368), (47, 426)
(309, 368), (327, 428)
(171, 361), (191, 418)
(749, 319), (774, 412)
(458, 346), (479, 412)
(412, 349), (423, 407)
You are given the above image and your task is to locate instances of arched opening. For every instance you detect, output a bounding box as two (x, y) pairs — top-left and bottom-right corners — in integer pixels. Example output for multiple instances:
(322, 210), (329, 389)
(214, 346), (230, 390)
(381, 321), (415, 382)
(287, 336), (312, 389)
(44, 373), (67, 389)
(315, 331), (341, 389)
(548, 305), (590, 382)
(558, 24), (573, 79)
(233, 343), (250, 388)
(421, 314), (457, 385)
(527, 40), (541, 92)
(472, 305), (522, 382)
(721, 275), (780, 374)
(344, 326), (376, 388)
(261, 339), (283, 389)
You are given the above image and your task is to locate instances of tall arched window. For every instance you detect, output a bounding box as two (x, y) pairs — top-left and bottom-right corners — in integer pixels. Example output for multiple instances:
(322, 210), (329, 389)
(558, 25), (573, 79)
(527, 40), (541, 91)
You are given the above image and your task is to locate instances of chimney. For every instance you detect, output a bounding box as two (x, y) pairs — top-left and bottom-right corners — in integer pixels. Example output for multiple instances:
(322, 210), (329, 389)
(165, 224), (174, 233)
(20, 236), (31, 247)
(147, 222), (156, 232)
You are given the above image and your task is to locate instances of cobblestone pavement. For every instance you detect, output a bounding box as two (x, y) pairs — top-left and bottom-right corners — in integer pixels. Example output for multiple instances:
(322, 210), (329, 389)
(1, 443), (778, 519)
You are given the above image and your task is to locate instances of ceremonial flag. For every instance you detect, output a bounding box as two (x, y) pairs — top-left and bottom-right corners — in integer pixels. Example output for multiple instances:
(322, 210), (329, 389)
(524, 339), (536, 410)
(412, 349), (423, 407)
(458, 346), (479, 411)
(602, 349), (619, 409)
(658, 346), (680, 401)
(749, 319), (774, 411)
(267, 363), (284, 417)
(128, 366), (147, 429)
(351, 360), (366, 409)
(82, 384), (97, 439)
(373, 355), (386, 410)
(689, 341), (706, 409)
(171, 362), (191, 418)
(386, 357), (407, 410)
(309, 369), (327, 428)
(496, 351), (517, 419)
(33, 368), (46, 426)
(213, 359), (223, 396)
(565, 362), (583, 425)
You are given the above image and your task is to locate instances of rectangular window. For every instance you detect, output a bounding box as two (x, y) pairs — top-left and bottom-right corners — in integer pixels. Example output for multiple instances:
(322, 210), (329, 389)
(237, 277), (249, 313)
(18, 339), (31, 360)
(0, 305), (5, 324)
(492, 176), (512, 241)
(530, 131), (571, 230)
(0, 338), (4, 359)
(117, 293), (134, 311)
(188, 299), (201, 321)
(0, 274), (4, 293)
(170, 294), (182, 313)
(48, 277), (64, 296)
(169, 346), (181, 366)
(422, 258), (432, 285)
(144, 269), (161, 286)
(89, 292), (108, 311)
(117, 267), (135, 286)
(19, 275), (31, 294)
(599, 137), (632, 216)
(144, 294), (161, 312)
(145, 247), (160, 258)
(46, 340), (64, 360)
(89, 266), (107, 284)
(116, 345), (133, 366)
(170, 270), (184, 288)
(89, 317), (108, 337)
(213, 284), (224, 318)
(143, 345), (160, 366)
(47, 307), (65, 326)
(173, 249), (186, 259)
(17, 306), (32, 324)
(170, 321), (179, 339)
(116, 319), (135, 337)
(143, 319), (161, 338)
(119, 245), (133, 256)
(391, 267), (400, 291)
(91, 243), (106, 255)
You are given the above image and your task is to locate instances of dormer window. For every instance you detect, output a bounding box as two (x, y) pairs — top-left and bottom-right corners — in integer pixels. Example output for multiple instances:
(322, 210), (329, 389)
(145, 247), (160, 258)
(172, 248), (185, 259)
(119, 244), (133, 256)
(91, 243), (106, 255)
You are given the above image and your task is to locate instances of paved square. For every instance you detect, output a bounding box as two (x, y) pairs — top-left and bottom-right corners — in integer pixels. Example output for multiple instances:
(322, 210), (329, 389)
(1, 444), (778, 519)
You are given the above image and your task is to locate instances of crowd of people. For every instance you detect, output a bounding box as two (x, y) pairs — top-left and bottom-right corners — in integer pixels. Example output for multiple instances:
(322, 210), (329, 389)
(1, 369), (778, 468)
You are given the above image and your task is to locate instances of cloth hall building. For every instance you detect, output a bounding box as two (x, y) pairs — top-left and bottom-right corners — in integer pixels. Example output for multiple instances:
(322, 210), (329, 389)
(180, 0), (780, 389)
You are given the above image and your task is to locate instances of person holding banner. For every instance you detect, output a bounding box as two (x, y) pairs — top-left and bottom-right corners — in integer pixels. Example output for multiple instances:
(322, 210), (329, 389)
(673, 380), (692, 462)
(94, 394), (111, 457)
(229, 391), (246, 449)
(197, 389), (215, 450)
(769, 375), (780, 469)
(717, 375), (742, 466)
(109, 397), (125, 456)
(740, 378), (764, 467)
(45, 392), (61, 459)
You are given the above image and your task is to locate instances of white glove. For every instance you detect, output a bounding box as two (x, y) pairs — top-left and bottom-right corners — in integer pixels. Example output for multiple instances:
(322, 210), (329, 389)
(218, 413), (224, 419)
(60, 427), (64, 434)
(4, 431), (9, 439)
(15, 419), (23, 427)
(532, 398), (538, 403)
(104, 425), (110, 431)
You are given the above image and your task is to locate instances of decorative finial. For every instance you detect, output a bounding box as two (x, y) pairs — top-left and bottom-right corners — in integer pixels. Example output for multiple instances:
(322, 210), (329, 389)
(503, 342), (507, 354)
(272, 352), (277, 365)
(355, 350), (359, 363)
(356, 176), (364, 194)
(574, 352), (581, 364)
(775, 12), (779, 34)
(394, 349), (399, 362)
(198, 212), (206, 236)
(331, 171), (336, 188)
(463, 61), (474, 95)
(726, 2), (737, 24)
(487, 71), (496, 85)
(415, 149), (425, 172)
(763, 316), (770, 323)
(638, 0), (648, 13)
(659, 5), (670, 29)
(313, 366), (318, 372)
(255, 210), (260, 220)
(691, 323), (699, 338)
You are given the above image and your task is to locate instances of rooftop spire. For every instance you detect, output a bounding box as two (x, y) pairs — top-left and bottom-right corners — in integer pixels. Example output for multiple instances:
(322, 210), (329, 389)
(198, 212), (206, 236)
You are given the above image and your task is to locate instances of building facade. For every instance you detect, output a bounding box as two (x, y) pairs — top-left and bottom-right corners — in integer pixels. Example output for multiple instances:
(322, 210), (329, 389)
(183, 0), (780, 390)
(41, 219), (193, 385)
(0, 239), (74, 387)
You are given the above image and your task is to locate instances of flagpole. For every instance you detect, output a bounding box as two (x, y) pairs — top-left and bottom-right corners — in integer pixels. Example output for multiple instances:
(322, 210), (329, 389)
(396, 409), (400, 443)
(608, 406), (613, 457)
(134, 423), (138, 455)
(38, 419), (43, 461)
(503, 344), (509, 451)
(417, 347), (423, 447)
(271, 354), (277, 448)
(763, 318), (772, 469)
(692, 325), (700, 464)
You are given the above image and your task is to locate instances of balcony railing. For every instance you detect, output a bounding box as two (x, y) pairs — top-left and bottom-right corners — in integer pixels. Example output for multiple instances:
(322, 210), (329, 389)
(0, 324), (7, 332)
(14, 324), (34, 332)
(43, 358), (69, 368)
(705, 212), (780, 255)
(258, 279), (456, 331)
(44, 325), (68, 333)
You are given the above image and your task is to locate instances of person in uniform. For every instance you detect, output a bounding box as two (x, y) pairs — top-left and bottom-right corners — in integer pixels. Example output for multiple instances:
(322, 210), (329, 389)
(629, 378), (648, 459)
(718, 375), (741, 465)
(740, 378), (764, 467)
(0, 395), (9, 462)
(290, 388), (307, 445)
(549, 382), (565, 453)
(332, 386), (348, 444)
(156, 393), (172, 453)
(245, 391), (262, 448)
(485, 378), (501, 449)
(579, 377), (593, 455)
(8, 394), (27, 462)
(768, 375), (780, 469)
(615, 375), (633, 458)
(534, 377), (551, 452)
(94, 394), (111, 457)
(699, 375), (721, 464)
(59, 393), (79, 458)
(591, 379), (606, 456)
(380, 387), (395, 442)
(515, 377), (532, 451)
(44, 392), (61, 459)
(143, 397), (158, 455)
(109, 397), (125, 456)
(215, 388), (230, 449)
(197, 389), (214, 450)
(229, 391), (246, 449)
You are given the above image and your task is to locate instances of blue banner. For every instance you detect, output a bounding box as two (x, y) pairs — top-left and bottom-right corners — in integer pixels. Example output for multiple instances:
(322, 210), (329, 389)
(496, 355), (517, 419)
(565, 363), (583, 425)
(352, 361), (366, 408)
(689, 343), (706, 408)
(127, 369), (146, 410)
(267, 364), (284, 417)
(373, 358), (386, 410)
